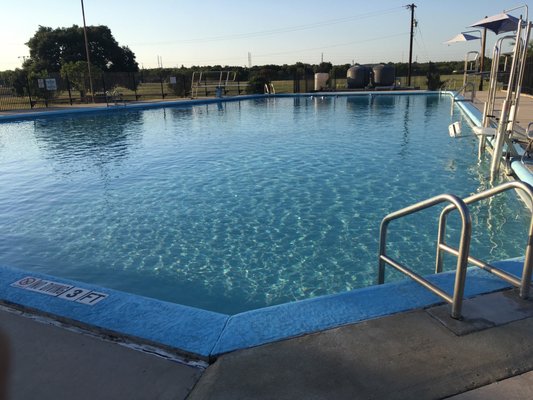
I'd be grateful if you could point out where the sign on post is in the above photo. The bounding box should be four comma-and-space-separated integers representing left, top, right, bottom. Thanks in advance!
45, 78, 57, 91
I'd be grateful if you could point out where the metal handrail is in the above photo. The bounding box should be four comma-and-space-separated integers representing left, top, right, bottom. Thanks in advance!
191, 71, 239, 98
436, 181, 533, 299
453, 82, 475, 102
378, 194, 472, 319
463, 51, 480, 86
485, 35, 516, 126
489, 19, 530, 180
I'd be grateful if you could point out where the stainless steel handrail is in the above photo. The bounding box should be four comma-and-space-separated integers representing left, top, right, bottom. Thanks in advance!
463, 51, 480, 86
378, 194, 472, 319
436, 181, 533, 299
453, 82, 475, 102
190, 71, 240, 98
484, 35, 516, 128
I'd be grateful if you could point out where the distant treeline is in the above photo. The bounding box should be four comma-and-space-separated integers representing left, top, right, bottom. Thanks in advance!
0, 60, 483, 85
131, 60, 478, 83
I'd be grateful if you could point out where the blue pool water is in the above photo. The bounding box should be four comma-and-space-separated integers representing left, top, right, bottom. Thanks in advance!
0, 95, 529, 314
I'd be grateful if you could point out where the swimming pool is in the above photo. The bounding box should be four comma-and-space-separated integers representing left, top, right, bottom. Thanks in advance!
0, 94, 529, 314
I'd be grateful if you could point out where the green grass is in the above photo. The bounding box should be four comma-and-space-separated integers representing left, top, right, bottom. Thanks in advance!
272, 74, 481, 92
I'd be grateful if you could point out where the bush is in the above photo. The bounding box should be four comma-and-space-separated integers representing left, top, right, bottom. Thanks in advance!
426, 62, 445, 90
247, 76, 269, 94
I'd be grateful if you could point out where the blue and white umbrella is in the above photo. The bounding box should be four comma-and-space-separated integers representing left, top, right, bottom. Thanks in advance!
444, 32, 480, 45
470, 13, 520, 34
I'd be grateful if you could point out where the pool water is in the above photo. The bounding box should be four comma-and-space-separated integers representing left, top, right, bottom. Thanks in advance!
0, 95, 529, 314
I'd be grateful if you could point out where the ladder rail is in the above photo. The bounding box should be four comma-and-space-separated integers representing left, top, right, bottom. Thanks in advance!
436, 180, 533, 299
190, 71, 243, 98
378, 194, 472, 319
453, 82, 476, 102
490, 20, 526, 180
378, 181, 533, 319
484, 35, 516, 125
463, 51, 480, 86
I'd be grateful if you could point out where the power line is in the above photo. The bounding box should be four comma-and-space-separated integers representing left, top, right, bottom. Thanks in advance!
132, 7, 404, 46
413, 9, 430, 62
159, 32, 409, 66
253, 32, 409, 59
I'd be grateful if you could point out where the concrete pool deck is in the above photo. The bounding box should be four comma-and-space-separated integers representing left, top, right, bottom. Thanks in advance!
3, 288, 533, 399
471, 91, 533, 132
2, 91, 533, 398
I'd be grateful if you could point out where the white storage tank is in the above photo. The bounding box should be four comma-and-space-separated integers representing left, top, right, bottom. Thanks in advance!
314, 73, 329, 91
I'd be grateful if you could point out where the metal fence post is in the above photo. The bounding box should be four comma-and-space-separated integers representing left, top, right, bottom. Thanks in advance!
132, 73, 138, 101
26, 76, 33, 108
102, 75, 108, 106
66, 74, 73, 105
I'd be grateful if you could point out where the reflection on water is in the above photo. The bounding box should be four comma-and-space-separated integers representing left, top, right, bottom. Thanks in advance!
33, 112, 143, 167
346, 95, 370, 111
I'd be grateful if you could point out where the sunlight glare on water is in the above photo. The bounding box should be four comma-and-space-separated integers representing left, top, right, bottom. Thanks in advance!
0, 95, 529, 313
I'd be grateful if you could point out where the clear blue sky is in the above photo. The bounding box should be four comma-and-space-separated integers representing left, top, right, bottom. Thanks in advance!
1, 0, 531, 70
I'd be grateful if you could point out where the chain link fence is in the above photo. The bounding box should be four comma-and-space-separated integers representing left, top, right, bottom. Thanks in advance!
0, 69, 251, 111
2, 58, 532, 111
522, 55, 533, 96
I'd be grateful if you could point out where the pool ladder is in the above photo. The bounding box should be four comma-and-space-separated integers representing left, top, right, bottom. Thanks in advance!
452, 82, 475, 103
378, 181, 533, 320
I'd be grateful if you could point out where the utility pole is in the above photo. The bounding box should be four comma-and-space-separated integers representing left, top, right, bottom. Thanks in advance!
406, 3, 416, 87
479, 24, 487, 91
81, 0, 94, 102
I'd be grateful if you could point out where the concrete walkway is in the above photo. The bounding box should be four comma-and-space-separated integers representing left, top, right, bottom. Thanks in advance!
187, 290, 533, 400
449, 371, 533, 400
0, 306, 203, 400
472, 91, 533, 133
3, 289, 533, 399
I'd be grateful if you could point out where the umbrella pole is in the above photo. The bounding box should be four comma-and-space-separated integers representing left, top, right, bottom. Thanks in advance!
479, 27, 487, 91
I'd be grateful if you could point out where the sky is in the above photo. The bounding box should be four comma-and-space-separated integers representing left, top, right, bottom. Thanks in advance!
1, 0, 531, 71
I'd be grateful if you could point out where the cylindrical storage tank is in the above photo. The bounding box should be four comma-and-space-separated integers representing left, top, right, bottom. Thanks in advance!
347, 65, 370, 89
372, 64, 395, 87
314, 73, 329, 91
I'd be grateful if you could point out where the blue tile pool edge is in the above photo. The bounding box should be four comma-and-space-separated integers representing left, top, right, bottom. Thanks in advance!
0, 91, 436, 122
0, 265, 228, 361
0, 259, 528, 360
0, 95, 267, 122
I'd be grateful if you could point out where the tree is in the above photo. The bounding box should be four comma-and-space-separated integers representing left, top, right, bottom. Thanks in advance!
315, 62, 332, 73
0, 69, 29, 96
60, 61, 103, 97
426, 62, 444, 90
25, 25, 138, 73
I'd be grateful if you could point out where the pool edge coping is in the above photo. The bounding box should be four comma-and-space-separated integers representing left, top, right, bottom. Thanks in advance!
0, 90, 434, 122
0, 260, 526, 360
